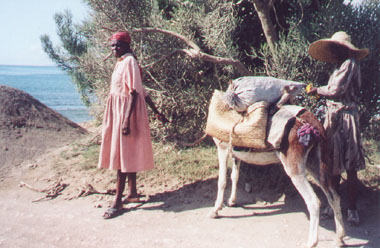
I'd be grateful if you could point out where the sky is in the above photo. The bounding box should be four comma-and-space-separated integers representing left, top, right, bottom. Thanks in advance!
0, 0, 363, 66
0, 0, 89, 66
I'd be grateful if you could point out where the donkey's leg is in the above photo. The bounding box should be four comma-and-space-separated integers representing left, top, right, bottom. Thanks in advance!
321, 175, 340, 219
291, 174, 320, 248
228, 157, 241, 207
312, 142, 346, 245
318, 183, 345, 246
278, 152, 320, 248
309, 153, 345, 246
209, 143, 229, 218
309, 172, 345, 246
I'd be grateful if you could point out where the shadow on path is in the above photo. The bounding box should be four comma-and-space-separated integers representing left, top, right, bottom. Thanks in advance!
128, 172, 380, 247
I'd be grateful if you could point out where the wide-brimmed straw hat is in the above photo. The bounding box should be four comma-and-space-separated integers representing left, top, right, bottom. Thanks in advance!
308, 31, 369, 63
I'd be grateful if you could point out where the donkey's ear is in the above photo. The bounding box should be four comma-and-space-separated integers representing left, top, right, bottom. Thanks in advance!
283, 85, 290, 93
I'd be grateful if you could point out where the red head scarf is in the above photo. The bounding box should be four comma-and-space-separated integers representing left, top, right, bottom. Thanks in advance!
110, 31, 131, 44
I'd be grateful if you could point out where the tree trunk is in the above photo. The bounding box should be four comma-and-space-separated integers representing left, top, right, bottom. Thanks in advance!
251, 0, 278, 56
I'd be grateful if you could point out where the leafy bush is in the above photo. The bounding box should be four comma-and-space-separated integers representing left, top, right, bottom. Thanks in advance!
256, 1, 380, 137
41, 0, 380, 142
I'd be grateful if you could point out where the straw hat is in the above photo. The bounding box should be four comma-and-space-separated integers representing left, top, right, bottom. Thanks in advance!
308, 31, 369, 63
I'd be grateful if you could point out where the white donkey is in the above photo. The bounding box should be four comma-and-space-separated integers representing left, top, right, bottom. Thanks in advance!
209, 110, 345, 248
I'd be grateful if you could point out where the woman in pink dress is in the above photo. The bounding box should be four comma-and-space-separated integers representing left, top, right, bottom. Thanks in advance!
98, 31, 167, 219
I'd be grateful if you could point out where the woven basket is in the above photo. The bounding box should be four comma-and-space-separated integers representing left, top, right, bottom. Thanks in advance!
205, 90, 268, 149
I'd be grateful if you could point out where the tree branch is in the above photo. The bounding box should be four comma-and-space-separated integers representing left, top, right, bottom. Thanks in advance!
198, 52, 252, 76
132, 27, 252, 76
102, 26, 252, 76
132, 27, 200, 51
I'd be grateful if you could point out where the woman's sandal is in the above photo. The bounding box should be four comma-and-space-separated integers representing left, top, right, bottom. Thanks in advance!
124, 197, 142, 203
123, 195, 146, 204
103, 207, 122, 219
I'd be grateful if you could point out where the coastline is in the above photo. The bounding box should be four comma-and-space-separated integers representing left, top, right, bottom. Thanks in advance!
0, 65, 92, 123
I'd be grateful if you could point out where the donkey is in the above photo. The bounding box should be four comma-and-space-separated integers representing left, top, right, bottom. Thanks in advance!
209, 110, 345, 248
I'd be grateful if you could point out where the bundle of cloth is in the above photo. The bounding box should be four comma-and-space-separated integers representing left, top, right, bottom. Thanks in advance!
223, 76, 306, 112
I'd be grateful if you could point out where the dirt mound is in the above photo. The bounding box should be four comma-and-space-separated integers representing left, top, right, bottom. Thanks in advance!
0, 85, 87, 172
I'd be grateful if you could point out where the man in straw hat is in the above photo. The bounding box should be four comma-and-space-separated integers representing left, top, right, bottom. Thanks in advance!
307, 31, 369, 225
98, 31, 167, 219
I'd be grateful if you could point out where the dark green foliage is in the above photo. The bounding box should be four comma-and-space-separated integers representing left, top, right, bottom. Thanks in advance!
313, 1, 380, 138
77, 0, 242, 143
41, 0, 380, 143
350, 2, 380, 138
256, 1, 380, 138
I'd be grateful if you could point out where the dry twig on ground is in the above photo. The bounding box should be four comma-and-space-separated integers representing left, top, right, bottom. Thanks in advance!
67, 183, 115, 200
19, 179, 68, 202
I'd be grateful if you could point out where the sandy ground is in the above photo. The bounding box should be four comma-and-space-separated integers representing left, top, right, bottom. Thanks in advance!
1, 165, 379, 248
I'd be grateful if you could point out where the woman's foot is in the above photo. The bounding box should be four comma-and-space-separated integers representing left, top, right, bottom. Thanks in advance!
103, 199, 123, 219
103, 207, 122, 219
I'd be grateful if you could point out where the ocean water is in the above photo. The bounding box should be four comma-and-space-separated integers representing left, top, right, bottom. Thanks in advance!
0, 65, 92, 123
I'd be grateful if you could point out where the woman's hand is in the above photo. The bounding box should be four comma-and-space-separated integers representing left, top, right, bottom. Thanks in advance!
122, 119, 131, 135
122, 126, 130, 135
122, 90, 137, 136
155, 113, 169, 124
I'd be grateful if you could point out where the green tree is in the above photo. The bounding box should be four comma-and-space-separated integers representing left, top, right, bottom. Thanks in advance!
40, 10, 91, 105
41, 0, 380, 143
76, 0, 251, 142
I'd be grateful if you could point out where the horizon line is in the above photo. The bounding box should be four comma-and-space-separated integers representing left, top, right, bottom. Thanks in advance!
0, 64, 57, 67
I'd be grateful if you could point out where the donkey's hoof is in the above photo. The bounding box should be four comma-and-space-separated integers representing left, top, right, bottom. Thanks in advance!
208, 210, 218, 219
337, 229, 345, 241
227, 200, 237, 207
335, 238, 345, 247
306, 240, 318, 248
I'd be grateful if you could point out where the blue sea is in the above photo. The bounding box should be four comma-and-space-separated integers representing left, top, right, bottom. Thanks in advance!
0, 65, 92, 123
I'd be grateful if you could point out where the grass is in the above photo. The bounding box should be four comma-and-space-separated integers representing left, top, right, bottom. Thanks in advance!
79, 144, 100, 170
54, 135, 219, 195
51, 131, 380, 198
64, 141, 219, 181
144, 143, 218, 182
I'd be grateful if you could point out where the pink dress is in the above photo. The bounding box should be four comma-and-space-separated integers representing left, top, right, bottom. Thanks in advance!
98, 54, 154, 172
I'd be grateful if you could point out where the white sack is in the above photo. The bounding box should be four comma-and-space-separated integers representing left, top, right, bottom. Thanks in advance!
224, 76, 305, 112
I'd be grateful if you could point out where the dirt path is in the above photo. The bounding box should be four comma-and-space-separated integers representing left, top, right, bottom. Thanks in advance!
1, 86, 378, 247
1, 173, 379, 248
